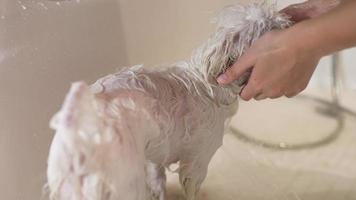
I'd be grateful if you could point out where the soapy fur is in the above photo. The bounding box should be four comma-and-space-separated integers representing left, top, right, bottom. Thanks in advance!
47, 3, 291, 200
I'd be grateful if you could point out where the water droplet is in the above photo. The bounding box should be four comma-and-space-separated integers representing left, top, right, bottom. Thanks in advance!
37, 2, 48, 10
56, 2, 61, 6
1, 16, 5, 20
17, 0, 27, 10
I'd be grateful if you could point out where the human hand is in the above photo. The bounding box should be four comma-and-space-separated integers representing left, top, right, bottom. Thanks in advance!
216, 28, 322, 101
281, 0, 340, 22
215, 0, 341, 101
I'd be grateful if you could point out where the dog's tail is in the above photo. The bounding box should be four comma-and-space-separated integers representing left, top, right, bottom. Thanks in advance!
47, 82, 148, 200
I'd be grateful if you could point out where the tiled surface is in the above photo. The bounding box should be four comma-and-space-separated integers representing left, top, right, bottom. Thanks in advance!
166, 90, 356, 200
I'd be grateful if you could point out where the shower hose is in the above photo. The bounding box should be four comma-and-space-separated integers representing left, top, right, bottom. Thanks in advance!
230, 53, 356, 150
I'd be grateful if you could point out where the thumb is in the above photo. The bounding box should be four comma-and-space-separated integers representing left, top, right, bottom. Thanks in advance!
217, 52, 256, 85
280, 4, 311, 22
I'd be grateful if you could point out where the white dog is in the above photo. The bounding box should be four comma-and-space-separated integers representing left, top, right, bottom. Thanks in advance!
47, 3, 290, 200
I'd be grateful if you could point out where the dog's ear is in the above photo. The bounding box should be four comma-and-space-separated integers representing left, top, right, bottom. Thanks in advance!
192, 3, 291, 86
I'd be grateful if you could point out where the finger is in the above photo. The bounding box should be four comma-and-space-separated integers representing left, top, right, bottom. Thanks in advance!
269, 94, 282, 99
279, 5, 296, 15
285, 91, 297, 98
284, 82, 308, 98
280, 4, 302, 14
280, 3, 310, 22
267, 90, 284, 99
240, 81, 259, 101
285, 86, 305, 98
254, 93, 267, 101
217, 50, 256, 85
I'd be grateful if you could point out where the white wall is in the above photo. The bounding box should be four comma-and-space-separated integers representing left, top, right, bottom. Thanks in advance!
116, 0, 244, 66
0, 1, 127, 199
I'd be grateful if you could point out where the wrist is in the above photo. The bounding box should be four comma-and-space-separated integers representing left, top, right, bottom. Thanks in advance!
285, 21, 325, 60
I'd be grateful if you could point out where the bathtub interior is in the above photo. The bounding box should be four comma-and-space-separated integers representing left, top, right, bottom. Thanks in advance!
0, 0, 355, 200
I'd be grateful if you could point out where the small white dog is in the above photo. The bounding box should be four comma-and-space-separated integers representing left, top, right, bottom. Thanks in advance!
47, 3, 290, 200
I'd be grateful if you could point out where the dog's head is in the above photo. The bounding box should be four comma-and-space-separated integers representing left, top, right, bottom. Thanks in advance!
192, 3, 291, 88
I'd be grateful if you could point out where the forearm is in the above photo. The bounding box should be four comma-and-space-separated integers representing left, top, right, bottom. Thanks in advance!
289, 0, 356, 57
282, 0, 341, 21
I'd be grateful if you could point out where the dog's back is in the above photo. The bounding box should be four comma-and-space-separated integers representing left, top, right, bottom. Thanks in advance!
90, 63, 237, 165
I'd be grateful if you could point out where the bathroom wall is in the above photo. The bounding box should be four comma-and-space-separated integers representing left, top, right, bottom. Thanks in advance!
0, 1, 127, 199
116, 0, 243, 66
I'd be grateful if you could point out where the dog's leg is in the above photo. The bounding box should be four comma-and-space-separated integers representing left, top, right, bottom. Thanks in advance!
179, 147, 219, 200
179, 159, 208, 200
146, 161, 166, 200
178, 131, 223, 200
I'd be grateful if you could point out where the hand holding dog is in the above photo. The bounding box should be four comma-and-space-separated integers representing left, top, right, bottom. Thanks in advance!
217, 27, 320, 100
217, 0, 356, 100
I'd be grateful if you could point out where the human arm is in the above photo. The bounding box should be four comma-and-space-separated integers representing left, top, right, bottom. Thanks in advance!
281, 0, 340, 22
216, 0, 356, 100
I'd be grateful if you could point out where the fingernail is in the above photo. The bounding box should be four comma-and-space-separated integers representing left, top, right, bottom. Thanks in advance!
217, 74, 228, 84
